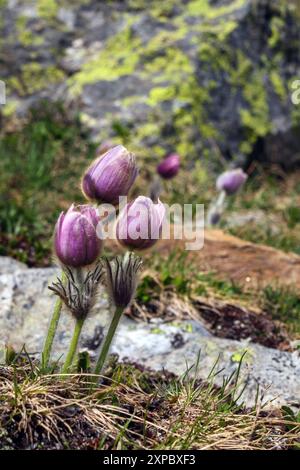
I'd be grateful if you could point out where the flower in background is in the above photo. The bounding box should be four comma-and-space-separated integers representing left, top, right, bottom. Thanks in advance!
116, 196, 165, 250
157, 153, 180, 179
54, 204, 102, 267
82, 145, 138, 205
216, 168, 248, 195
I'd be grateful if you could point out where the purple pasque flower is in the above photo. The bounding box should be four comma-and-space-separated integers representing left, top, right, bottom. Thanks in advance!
54, 204, 102, 267
216, 168, 248, 195
157, 153, 180, 179
82, 145, 138, 205
116, 196, 166, 250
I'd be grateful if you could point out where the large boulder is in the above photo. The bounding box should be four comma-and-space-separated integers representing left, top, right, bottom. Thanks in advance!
0, 0, 300, 168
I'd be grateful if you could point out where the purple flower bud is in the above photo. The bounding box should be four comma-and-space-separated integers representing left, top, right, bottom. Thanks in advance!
54, 204, 102, 267
116, 196, 166, 250
216, 169, 248, 195
157, 153, 180, 179
82, 145, 138, 205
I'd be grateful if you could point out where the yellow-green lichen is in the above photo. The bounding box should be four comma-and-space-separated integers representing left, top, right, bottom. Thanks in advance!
8, 63, 64, 95
231, 347, 254, 365
133, 122, 159, 140
147, 86, 177, 106
17, 16, 45, 47
199, 19, 238, 40
68, 20, 141, 95
150, 327, 165, 335
270, 70, 286, 100
142, 47, 192, 82
268, 16, 285, 48
199, 36, 275, 156
121, 95, 147, 107
1, 99, 18, 117
37, 0, 59, 20
17, 15, 44, 46
79, 112, 98, 129
187, 0, 246, 19
64, 0, 290, 163
241, 71, 271, 139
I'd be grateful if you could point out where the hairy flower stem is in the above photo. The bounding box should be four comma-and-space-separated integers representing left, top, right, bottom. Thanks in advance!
93, 306, 123, 382
41, 271, 66, 371
61, 317, 85, 374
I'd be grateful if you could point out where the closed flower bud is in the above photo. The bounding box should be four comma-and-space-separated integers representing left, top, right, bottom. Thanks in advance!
82, 145, 138, 205
216, 168, 248, 195
157, 153, 180, 179
105, 253, 142, 309
54, 204, 102, 268
116, 196, 166, 250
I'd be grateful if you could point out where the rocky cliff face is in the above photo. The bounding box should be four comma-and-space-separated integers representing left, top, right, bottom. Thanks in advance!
1, 0, 300, 169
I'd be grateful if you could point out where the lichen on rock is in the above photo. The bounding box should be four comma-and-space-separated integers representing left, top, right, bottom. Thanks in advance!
0, 0, 300, 168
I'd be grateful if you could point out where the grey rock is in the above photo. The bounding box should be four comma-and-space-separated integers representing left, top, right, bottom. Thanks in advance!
1, 0, 300, 168
0, 257, 299, 408
0, 265, 111, 357
224, 210, 265, 228
113, 322, 300, 408
57, 8, 76, 30
0, 257, 28, 275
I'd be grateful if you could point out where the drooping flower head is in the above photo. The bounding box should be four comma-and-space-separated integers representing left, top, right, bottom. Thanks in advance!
82, 145, 138, 205
54, 204, 102, 267
157, 153, 180, 179
216, 168, 248, 195
49, 263, 104, 319
104, 253, 142, 309
116, 196, 166, 250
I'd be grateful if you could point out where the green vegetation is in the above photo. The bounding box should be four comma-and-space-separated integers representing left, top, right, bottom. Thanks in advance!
0, 102, 96, 265
137, 248, 300, 338
137, 249, 246, 304
261, 286, 300, 335
137, 251, 196, 302
0, 356, 298, 449
226, 172, 300, 255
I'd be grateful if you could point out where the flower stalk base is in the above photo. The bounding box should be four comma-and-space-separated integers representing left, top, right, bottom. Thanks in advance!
93, 306, 124, 382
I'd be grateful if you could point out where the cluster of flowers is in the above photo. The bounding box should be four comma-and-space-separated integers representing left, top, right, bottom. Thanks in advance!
98, 140, 180, 182
42, 145, 166, 379
41, 139, 247, 378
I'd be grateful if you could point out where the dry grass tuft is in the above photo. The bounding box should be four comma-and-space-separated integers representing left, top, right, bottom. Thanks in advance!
0, 361, 299, 450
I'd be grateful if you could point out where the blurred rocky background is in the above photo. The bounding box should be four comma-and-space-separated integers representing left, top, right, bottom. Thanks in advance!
1, 0, 300, 169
